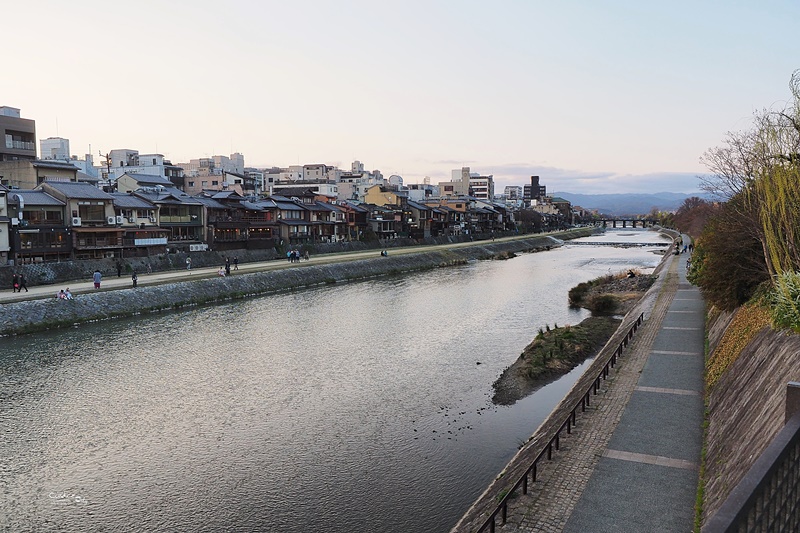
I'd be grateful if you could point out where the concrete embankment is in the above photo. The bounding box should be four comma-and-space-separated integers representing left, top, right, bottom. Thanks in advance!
702, 310, 800, 523
1, 234, 572, 337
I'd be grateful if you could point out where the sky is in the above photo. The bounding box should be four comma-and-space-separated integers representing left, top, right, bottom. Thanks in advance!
4, 0, 800, 194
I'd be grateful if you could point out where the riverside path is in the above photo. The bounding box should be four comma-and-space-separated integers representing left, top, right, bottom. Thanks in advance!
0, 231, 572, 305
467, 236, 705, 533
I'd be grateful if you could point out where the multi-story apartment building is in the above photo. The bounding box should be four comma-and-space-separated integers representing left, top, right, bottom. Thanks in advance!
468, 173, 494, 200
523, 175, 547, 204
0, 106, 36, 162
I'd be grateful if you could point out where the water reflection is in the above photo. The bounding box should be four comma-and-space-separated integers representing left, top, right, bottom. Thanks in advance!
0, 230, 667, 532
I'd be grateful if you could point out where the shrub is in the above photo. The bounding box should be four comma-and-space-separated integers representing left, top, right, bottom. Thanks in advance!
585, 294, 618, 315
770, 271, 800, 332
688, 195, 769, 311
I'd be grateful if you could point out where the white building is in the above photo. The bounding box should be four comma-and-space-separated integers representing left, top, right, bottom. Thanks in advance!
181, 153, 245, 177
104, 150, 183, 185
40, 137, 70, 160
406, 182, 439, 201
337, 160, 385, 202
469, 173, 494, 200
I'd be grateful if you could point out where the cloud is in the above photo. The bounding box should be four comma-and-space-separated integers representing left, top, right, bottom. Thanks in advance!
482, 163, 705, 195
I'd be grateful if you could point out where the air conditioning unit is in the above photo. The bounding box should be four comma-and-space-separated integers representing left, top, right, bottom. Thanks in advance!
11, 217, 19, 226
72, 217, 82, 226
115, 215, 124, 224
128, 217, 136, 223
107, 216, 116, 225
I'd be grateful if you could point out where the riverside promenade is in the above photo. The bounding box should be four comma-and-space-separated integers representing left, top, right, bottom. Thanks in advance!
0, 234, 556, 305
454, 237, 704, 533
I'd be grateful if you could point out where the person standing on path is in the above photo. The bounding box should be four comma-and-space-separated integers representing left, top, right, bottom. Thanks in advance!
93, 269, 102, 289
225, 257, 231, 276
186, 257, 192, 270
132, 271, 138, 288
18, 273, 28, 292
12, 273, 19, 292
116, 261, 122, 277
233, 257, 238, 271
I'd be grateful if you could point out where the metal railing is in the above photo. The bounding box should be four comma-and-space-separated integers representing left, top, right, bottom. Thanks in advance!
702, 384, 800, 533
477, 311, 645, 533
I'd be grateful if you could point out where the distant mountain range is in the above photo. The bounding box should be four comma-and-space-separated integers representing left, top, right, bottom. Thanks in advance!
552, 191, 712, 216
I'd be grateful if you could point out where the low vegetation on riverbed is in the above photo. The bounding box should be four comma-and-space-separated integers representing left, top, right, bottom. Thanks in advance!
492, 271, 657, 405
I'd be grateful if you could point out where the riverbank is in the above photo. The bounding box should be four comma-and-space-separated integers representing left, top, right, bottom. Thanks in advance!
491, 272, 658, 406
1, 231, 591, 336
452, 230, 676, 532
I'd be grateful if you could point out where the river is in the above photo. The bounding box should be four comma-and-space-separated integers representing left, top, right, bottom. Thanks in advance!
0, 229, 670, 533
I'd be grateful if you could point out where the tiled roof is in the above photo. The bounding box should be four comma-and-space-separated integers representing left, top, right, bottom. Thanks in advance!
41, 181, 114, 200
121, 173, 173, 186
6, 190, 65, 206
111, 193, 156, 209
31, 160, 79, 171
406, 200, 430, 211
134, 189, 203, 205
194, 196, 229, 209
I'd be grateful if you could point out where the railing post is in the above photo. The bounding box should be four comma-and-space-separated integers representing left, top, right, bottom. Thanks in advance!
787, 382, 800, 423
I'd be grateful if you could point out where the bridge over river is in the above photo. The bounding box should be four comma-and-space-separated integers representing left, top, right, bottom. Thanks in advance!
596, 218, 658, 228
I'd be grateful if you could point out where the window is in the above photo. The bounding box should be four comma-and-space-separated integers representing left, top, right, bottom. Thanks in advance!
188, 181, 195, 187
201, 181, 208, 187
212, 181, 218, 186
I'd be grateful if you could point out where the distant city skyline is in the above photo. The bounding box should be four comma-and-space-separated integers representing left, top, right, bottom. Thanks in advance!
6, 1, 800, 194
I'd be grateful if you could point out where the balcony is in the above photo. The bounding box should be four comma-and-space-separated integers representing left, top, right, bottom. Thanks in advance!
160, 215, 201, 224
5, 140, 36, 151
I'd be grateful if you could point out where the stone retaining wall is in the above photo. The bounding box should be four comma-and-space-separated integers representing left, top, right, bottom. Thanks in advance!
1, 235, 569, 337
0, 232, 536, 290
702, 313, 800, 522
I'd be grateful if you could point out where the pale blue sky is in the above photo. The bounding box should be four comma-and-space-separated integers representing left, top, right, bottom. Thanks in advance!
5, 0, 799, 193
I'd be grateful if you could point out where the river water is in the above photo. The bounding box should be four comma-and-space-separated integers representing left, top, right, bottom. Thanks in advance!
0, 230, 670, 533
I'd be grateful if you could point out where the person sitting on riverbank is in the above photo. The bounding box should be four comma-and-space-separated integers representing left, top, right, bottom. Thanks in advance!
57, 289, 66, 299
65, 288, 73, 300
218, 267, 226, 277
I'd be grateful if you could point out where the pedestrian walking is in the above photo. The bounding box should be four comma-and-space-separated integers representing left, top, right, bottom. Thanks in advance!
233, 257, 238, 271
186, 257, 192, 270
12, 273, 19, 292
116, 261, 122, 277
19, 273, 28, 292
93, 270, 102, 289
132, 271, 138, 288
